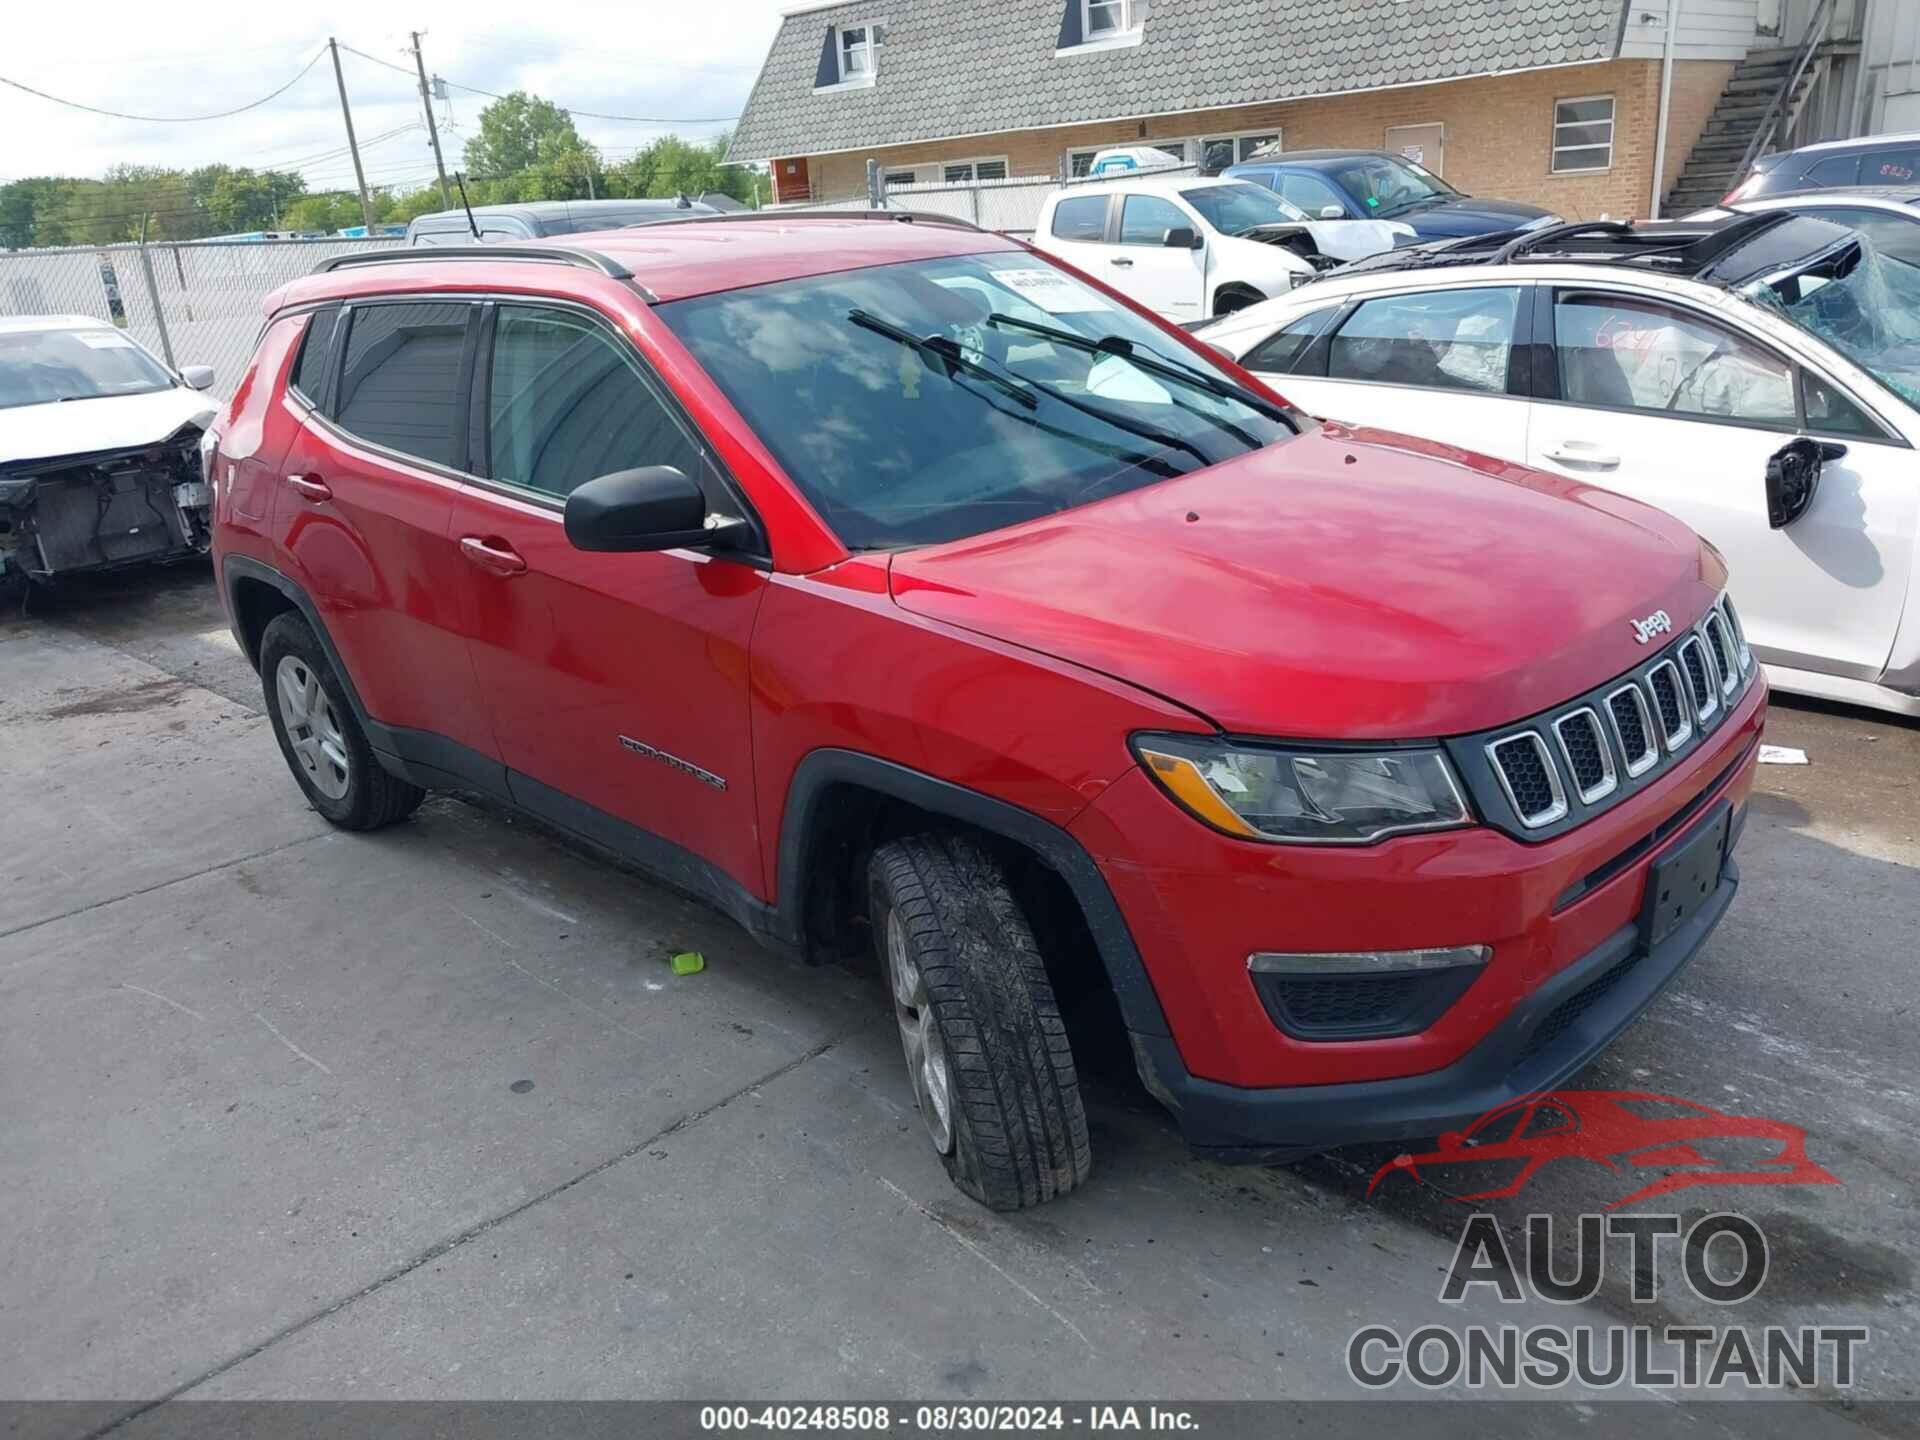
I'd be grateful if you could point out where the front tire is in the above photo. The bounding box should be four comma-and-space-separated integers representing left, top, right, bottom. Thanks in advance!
868, 833, 1092, 1210
259, 612, 424, 831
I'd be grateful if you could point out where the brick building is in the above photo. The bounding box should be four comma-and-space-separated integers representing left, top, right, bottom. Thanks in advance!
727, 0, 1770, 223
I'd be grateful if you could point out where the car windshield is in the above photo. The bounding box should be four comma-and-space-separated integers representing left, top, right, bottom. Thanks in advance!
1178, 183, 1309, 235
1740, 234, 1920, 408
0, 326, 175, 409
1326, 155, 1461, 218
657, 252, 1296, 549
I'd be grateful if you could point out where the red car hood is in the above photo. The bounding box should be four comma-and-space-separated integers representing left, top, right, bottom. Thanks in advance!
888, 426, 1723, 739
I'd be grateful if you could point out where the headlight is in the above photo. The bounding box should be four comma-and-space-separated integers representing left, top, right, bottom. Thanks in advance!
1132, 733, 1472, 844
197, 426, 220, 486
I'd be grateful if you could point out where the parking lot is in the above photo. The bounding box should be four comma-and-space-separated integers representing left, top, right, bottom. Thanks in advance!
3, 562, 1916, 1429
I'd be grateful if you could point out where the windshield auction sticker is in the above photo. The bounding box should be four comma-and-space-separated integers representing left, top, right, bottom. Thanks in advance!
995, 267, 1112, 314
1347, 1089, 1865, 1394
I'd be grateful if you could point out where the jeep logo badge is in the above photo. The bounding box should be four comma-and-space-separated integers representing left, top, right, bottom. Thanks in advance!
1631, 610, 1673, 645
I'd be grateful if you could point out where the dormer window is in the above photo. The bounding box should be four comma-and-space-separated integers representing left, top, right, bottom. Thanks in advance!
839, 25, 874, 80
1058, 0, 1146, 56
1084, 0, 1139, 38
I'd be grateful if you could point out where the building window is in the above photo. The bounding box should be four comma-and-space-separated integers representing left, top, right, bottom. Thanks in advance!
1084, 0, 1139, 38
939, 157, 1009, 184
1552, 95, 1614, 173
839, 26, 874, 80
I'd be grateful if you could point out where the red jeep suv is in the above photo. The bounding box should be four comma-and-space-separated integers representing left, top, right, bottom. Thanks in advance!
209, 216, 1764, 1210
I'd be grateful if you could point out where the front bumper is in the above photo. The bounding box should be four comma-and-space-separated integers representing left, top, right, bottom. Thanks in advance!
1131, 844, 1738, 1162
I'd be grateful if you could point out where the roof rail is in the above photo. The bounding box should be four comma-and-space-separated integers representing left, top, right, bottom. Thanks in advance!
314, 244, 634, 280
625, 209, 986, 234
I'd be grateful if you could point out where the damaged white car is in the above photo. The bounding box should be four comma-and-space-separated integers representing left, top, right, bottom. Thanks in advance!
1, 315, 216, 595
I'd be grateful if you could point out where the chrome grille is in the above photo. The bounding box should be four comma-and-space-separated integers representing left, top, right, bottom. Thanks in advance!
1552, 708, 1617, 803
1677, 636, 1718, 722
1702, 613, 1739, 696
1487, 733, 1568, 828
1606, 683, 1658, 777
1461, 591, 1754, 838
1647, 661, 1692, 749
1720, 596, 1752, 673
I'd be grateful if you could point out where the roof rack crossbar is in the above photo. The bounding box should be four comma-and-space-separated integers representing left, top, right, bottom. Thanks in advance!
625, 209, 986, 234
314, 244, 635, 281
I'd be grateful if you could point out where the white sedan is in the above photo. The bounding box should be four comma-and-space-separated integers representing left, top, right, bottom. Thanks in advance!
1196, 215, 1920, 716
1, 315, 217, 592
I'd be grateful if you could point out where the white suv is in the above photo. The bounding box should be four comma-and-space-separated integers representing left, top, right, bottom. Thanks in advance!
1196, 216, 1920, 716
1032, 175, 1406, 323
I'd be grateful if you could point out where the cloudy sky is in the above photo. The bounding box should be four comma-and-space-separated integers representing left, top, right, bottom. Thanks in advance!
0, 0, 796, 189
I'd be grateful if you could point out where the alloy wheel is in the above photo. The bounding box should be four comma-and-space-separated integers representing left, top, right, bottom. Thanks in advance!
274, 654, 351, 801
887, 909, 955, 1155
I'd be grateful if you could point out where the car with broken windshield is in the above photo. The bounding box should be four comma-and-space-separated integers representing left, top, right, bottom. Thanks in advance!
1197, 213, 1920, 717
209, 215, 1763, 1211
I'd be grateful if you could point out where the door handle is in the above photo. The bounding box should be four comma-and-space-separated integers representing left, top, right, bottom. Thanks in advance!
1543, 443, 1621, 470
459, 536, 528, 577
285, 473, 332, 501
1109, 257, 1134, 268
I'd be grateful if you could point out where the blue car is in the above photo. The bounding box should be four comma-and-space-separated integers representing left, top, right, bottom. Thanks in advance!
1224, 149, 1556, 243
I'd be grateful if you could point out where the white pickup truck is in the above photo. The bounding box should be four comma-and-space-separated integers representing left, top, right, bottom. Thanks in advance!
1031, 173, 1408, 322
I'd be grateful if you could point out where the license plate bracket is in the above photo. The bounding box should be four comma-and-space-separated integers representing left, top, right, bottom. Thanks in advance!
1640, 801, 1732, 950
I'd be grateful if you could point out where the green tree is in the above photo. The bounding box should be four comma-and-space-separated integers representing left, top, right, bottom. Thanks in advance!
461, 91, 602, 200
607, 133, 760, 205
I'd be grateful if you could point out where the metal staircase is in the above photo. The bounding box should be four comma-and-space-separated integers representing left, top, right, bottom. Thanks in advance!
1663, 0, 1838, 217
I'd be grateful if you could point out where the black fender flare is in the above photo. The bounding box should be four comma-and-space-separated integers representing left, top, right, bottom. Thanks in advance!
221, 555, 374, 724
774, 748, 1172, 1038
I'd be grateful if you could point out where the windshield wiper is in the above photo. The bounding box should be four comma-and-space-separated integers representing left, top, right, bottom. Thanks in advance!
985, 312, 1294, 425
848, 310, 1036, 410
854, 307, 1216, 469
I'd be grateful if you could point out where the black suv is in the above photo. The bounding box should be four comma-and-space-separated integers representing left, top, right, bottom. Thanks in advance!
1728, 133, 1920, 202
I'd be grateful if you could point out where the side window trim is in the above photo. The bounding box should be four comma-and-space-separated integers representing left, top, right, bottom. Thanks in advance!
325, 297, 482, 476
1543, 285, 1804, 433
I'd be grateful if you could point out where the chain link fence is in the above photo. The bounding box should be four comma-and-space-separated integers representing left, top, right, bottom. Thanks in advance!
0, 237, 404, 401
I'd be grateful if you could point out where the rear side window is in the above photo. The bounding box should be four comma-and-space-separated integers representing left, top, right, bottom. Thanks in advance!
1865, 148, 1920, 184
1803, 154, 1861, 187
1328, 287, 1520, 393
288, 308, 339, 406
1242, 308, 1336, 373
1051, 195, 1109, 242
335, 302, 473, 469
485, 305, 702, 499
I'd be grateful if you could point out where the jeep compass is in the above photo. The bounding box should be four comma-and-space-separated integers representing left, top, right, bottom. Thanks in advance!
209, 218, 1764, 1209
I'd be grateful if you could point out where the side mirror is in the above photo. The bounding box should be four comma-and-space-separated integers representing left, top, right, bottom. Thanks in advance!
180, 365, 215, 390
1318, 205, 1346, 220
1764, 437, 1844, 528
1163, 226, 1202, 250
564, 465, 738, 553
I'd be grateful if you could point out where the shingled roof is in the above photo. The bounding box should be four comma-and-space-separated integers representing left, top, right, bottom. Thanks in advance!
728, 0, 1631, 163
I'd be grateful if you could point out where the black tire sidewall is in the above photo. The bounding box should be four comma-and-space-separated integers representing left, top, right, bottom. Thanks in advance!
259, 614, 383, 828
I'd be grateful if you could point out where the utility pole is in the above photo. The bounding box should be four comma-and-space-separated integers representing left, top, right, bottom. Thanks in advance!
410, 30, 453, 210
328, 38, 377, 233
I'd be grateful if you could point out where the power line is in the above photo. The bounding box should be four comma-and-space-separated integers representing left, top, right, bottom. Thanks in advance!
0, 49, 327, 122
336, 41, 739, 124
